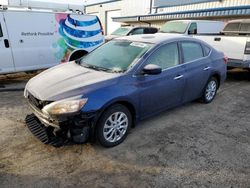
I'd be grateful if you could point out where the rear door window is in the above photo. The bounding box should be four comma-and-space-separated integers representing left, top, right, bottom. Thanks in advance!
0, 23, 3, 37
181, 42, 204, 63
146, 42, 179, 69
144, 27, 158, 34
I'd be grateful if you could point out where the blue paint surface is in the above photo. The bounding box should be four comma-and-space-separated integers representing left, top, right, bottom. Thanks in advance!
68, 15, 98, 27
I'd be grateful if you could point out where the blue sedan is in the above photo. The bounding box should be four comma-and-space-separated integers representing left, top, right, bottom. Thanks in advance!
24, 34, 227, 147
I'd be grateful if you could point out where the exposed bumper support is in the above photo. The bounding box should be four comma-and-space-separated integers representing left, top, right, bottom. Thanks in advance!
26, 103, 99, 147
25, 114, 65, 147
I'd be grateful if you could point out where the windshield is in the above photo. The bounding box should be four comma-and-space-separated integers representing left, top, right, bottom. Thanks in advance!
111, 27, 131, 36
160, 21, 189, 33
80, 40, 151, 73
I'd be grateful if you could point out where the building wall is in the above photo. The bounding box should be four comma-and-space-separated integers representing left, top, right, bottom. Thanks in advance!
86, 0, 250, 33
85, 0, 152, 34
86, 1, 123, 34
155, 0, 250, 14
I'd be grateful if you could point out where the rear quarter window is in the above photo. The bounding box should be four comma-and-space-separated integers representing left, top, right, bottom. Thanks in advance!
181, 42, 204, 63
203, 45, 211, 56
0, 24, 3, 37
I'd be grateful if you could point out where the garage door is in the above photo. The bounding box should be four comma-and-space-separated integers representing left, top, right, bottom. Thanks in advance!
106, 10, 121, 35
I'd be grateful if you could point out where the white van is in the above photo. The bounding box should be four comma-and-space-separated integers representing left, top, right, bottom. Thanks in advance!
159, 20, 225, 35
0, 8, 104, 74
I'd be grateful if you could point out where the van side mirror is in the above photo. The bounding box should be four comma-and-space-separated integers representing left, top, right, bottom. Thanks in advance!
142, 64, 162, 75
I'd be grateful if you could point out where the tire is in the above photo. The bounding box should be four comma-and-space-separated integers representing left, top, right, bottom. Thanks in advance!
201, 77, 218, 104
96, 104, 132, 147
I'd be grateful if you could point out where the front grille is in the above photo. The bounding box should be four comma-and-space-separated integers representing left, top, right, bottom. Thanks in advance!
28, 93, 51, 110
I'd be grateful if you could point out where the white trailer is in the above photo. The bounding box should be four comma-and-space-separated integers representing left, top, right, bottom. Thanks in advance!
0, 6, 104, 74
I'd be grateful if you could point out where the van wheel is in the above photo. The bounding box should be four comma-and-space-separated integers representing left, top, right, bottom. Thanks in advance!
97, 104, 132, 147
201, 77, 218, 104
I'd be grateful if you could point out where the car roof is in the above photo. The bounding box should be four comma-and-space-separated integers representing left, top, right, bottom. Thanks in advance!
116, 33, 199, 44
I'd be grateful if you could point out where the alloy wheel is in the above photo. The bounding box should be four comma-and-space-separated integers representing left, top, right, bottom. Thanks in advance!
205, 80, 217, 101
103, 112, 128, 143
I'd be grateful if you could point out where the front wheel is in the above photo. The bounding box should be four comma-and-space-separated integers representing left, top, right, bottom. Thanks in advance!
201, 77, 218, 104
97, 104, 132, 147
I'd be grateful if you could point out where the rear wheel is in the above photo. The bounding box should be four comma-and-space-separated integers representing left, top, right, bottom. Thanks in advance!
97, 104, 132, 147
201, 77, 218, 104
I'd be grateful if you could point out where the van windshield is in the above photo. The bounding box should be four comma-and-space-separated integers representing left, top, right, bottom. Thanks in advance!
80, 40, 151, 73
160, 21, 189, 33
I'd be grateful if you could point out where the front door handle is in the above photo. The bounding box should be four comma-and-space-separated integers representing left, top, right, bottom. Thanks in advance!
174, 75, 184, 80
4, 39, 9, 48
203, 66, 211, 71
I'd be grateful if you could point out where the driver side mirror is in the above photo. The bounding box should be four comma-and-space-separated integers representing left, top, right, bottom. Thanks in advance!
141, 64, 162, 75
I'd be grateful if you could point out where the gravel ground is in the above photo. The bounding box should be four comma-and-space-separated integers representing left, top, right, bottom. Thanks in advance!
0, 70, 250, 188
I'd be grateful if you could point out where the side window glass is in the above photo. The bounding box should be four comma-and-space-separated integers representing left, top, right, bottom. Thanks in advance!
240, 23, 250, 33
0, 23, 3, 37
203, 45, 211, 56
146, 43, 179, 69
181, 42, 204, 63
188, 23, 197, 35
223, 22, 240, 32
130, 28, 144, 35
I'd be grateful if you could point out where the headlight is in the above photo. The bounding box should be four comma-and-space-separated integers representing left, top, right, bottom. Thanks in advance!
42, 98, 88, 115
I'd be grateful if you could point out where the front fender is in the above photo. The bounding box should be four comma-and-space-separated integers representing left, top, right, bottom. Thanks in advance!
81, 82, 140, 116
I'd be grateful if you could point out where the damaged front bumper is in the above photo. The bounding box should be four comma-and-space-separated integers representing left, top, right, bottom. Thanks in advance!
26, 100, 98, 147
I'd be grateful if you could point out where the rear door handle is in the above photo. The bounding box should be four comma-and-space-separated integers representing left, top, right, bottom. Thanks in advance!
203, 66, 211, 71
174, 75, 184, 80
4, 39, 9, 48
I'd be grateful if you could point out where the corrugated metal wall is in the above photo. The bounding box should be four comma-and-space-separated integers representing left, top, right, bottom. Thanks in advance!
157, 0, 250, 14
86, 0, 250, 32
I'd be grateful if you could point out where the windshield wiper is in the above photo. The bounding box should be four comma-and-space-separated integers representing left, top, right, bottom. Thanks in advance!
82, 64, 111, 72
111, 69, 125, 73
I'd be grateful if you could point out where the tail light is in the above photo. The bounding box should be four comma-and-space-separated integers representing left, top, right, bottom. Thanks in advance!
244, 42, 250, 54
223, 55, 228, 64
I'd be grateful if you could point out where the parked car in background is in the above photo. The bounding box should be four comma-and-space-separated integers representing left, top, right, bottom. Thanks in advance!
160, 19, 250, 71
105, 26, 158, 42
0, 7, 104, 75
24, 34, 227, 147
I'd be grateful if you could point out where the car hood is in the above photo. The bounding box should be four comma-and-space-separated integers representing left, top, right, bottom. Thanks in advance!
25, 62, 120, 101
